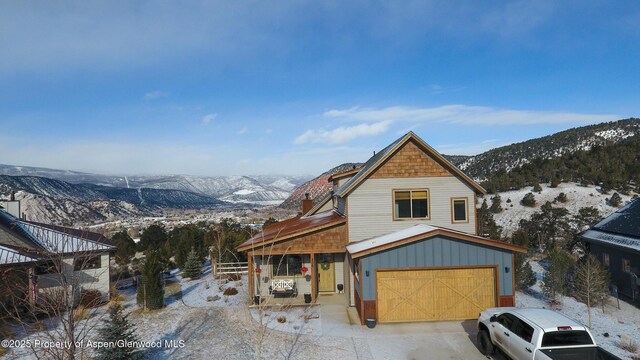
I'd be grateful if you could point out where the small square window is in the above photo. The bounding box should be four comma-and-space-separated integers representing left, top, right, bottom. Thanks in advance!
623, 259, 631, 273
452, 198, 468, 223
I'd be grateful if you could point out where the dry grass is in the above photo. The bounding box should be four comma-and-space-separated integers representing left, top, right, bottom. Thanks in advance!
164, 280, 182, 298
73, 306, 91, 321
620, 337, 639, 353
276, 316, 287, 324
632, 353, 640, 360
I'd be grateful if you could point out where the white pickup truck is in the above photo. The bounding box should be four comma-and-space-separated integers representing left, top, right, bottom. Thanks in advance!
477, 307, 621, 360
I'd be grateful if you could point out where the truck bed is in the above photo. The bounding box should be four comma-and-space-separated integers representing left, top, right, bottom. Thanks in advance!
538, 346, 621, 360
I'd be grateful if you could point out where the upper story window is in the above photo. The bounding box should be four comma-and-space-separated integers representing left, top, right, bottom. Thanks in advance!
74, 255, 101, 271
393, 189, 429, 220
602, 253, 610, 267
451, 197, 469, 223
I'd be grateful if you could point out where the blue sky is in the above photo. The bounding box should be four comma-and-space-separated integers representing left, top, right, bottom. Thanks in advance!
0, 1, 638, 176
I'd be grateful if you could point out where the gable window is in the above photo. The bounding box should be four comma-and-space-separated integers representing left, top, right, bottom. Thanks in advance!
394, 189, 429, 219
451, 198, 469, 223
271, 255, 303, 277
623, 259, 631, 273
602, 253, 610, 267
74, 256, 101, 271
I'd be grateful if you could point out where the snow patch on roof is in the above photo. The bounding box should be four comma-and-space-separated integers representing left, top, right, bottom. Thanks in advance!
581, 229, 640, 253
16, 222, 114, 254
347, 224, 439, 254
0, 245, 38, 265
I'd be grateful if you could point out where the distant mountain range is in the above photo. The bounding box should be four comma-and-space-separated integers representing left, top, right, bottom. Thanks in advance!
2, 118, 639, 225
0, 166, 311, 225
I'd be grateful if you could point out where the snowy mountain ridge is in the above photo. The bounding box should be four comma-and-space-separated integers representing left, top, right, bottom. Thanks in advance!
447, 118, 640, 181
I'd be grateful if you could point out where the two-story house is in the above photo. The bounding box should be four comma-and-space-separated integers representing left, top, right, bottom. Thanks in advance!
0, 205, 114, 312
238, 132, 525, 324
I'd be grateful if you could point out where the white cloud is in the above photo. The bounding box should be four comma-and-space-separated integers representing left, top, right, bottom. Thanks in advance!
322, 105, 620, 126
201, 113, 217, 125
425, 84, 466, 95
237, 127, 248, 135
143, 90, 169, 100
294, 121, 392, 145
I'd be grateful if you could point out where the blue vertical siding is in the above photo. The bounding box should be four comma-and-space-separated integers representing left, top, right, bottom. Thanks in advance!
360, 235, 514, 300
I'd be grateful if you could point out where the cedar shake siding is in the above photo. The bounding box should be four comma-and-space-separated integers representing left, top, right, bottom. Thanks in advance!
248, 222, 347, 255
370, 140, 451, 179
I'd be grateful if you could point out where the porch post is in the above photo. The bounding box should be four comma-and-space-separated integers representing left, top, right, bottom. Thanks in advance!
311, 253, 317, 302
247, 253, 254, 305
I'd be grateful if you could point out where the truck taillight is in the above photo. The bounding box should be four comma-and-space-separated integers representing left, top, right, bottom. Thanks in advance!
557, 326, 572, 331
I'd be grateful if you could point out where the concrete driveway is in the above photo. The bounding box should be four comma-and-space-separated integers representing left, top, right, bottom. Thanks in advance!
361, 320, 489, 360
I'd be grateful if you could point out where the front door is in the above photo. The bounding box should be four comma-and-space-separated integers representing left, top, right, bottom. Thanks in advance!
317, 254, 335, 292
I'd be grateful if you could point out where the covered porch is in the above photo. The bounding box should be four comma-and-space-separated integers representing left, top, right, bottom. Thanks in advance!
248, 252, 347, 305
237, 210, 349, 306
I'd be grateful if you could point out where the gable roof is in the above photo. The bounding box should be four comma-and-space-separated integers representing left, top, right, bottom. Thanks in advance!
328, 167, 361, 182
238, 210, 346, 251
580, 199, 640, 253
347, 224, 526, 258
335, 132, 485, 198
0, 210, 114, 255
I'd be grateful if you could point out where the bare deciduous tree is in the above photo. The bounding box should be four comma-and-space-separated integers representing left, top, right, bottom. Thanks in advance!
0, 227, 112, 360
574, 254, 610, 328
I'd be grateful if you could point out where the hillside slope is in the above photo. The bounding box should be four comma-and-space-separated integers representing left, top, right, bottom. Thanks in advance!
448, 118, 640, 180
279, 163, 362, 211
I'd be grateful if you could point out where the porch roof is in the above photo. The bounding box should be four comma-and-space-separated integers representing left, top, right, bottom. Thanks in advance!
347, 224, 527, 258
238, 210, 346, 251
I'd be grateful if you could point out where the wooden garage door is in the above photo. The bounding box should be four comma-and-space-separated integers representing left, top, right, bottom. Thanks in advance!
377, 267, 496, 323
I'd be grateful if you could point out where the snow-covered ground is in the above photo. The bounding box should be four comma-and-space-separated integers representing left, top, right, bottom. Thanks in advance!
517, 260, 640, 360
493, 183, 638, 235
3, 260, 639, 359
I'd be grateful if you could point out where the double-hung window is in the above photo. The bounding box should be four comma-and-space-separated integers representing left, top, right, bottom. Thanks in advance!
451, 197, 469, 223
394, 189, 429, 219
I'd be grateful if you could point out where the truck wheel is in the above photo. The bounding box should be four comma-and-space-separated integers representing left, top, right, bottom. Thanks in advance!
477, 329, 494, 355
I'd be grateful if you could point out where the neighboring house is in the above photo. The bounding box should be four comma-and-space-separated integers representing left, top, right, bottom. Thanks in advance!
580, 199, 640, 302
0, 205, 114, 310
238, 132, 526, 324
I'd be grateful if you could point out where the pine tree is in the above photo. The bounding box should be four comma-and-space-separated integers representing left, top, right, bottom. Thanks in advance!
183, 247, 202, 279
609, 192, 622, 207
514, 253, 537, 290
490, 194, 503, 213
96, 301, 143, 360
542, 248, 575, 302
555, 192, 568, 203
477, 199, 502, 240
137, 250, 164, 310
574, 254, 610, 328
521, 192, 536, 207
